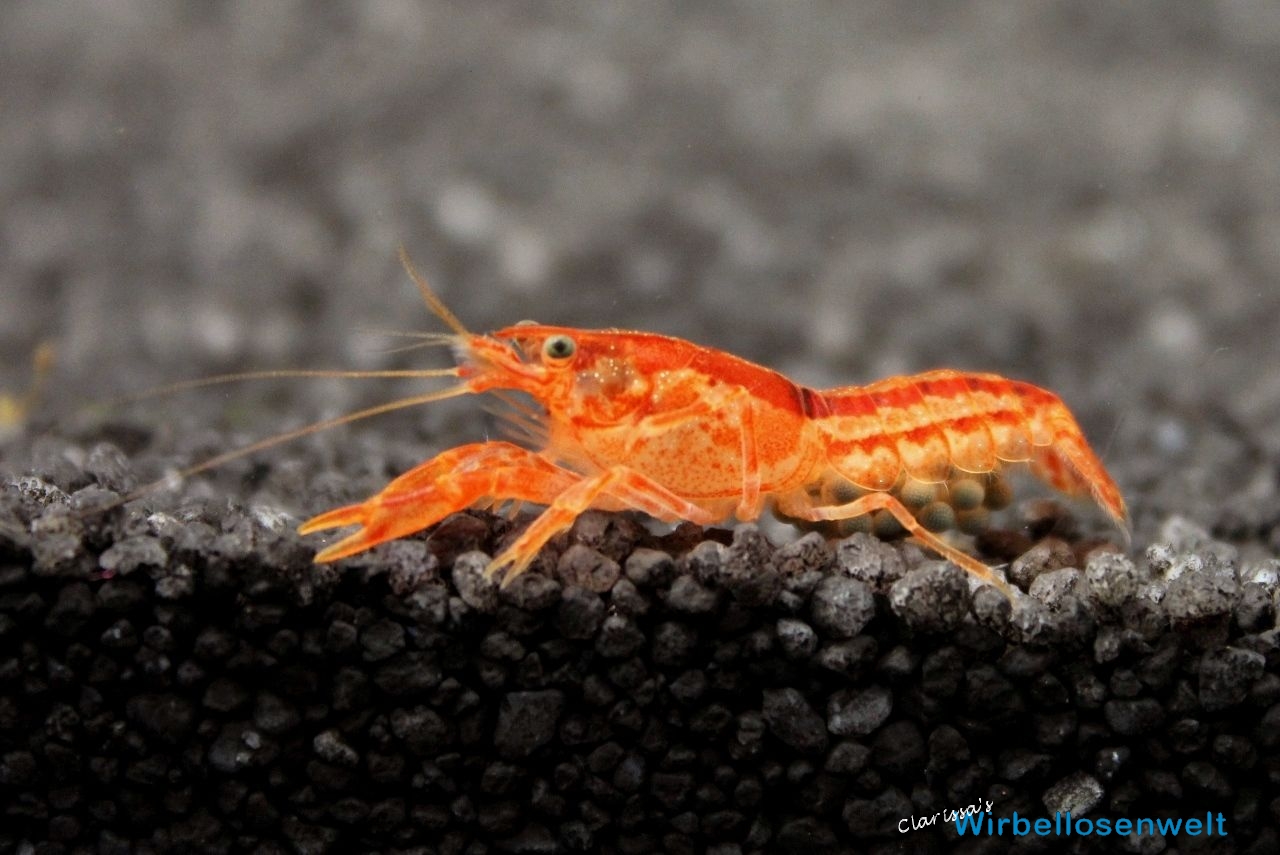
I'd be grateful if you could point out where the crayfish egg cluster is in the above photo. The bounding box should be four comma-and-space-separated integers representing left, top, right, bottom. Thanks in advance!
776, 468, 1015, 540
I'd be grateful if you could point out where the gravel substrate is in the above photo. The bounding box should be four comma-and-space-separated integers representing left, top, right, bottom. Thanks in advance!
2, 432, 1278, 853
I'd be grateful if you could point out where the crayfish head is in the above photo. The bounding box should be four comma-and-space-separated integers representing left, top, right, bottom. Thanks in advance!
456, 324, 582, 400
461, 325, 649, 424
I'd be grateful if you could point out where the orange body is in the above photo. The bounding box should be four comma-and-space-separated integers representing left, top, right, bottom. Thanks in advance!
300, 257, 1127, 599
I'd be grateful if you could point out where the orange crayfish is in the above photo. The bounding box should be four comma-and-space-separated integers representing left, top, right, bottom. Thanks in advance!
282, 250, 1127, 600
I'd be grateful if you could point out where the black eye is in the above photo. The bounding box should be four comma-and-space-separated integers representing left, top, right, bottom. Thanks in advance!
542, 335, 576, 361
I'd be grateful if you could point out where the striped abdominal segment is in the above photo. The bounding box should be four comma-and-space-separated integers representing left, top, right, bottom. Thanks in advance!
775, 369, 1125, 539
813, 370, 1036, 490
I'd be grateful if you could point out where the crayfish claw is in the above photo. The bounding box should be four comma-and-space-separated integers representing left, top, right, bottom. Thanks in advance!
297, 503, 367, 535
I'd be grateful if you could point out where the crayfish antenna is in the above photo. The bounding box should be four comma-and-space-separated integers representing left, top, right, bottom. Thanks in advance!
74, 249, 477, 528
95, 367, 461, 410
399, 246, 470, 336
353, 327, 462, 357
79, 383, 474, 519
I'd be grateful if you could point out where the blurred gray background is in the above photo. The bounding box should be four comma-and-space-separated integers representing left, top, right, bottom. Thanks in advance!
3, 1, 1279, 551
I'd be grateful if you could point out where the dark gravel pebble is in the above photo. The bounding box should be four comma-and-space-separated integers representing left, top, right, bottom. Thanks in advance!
870, 720, 925, 779
360, 618, 406, 661
495, 690, 565, 759
557, 585, 606, 639
1042, 770, 1105, 816
1084, 551, 1145, 608
500, 571, 562, 611
1104, 698, 1166, 736
717, 525, 781, 606
97, 534, 167, 575
681, 540, 729, 587
889, 562, 969, 632
761, 688, 827, 755
1199, 646, 1266, 712
810, 575, 875, 639
608, 577, 648, 616
556, 544, 621, 592
665, 574, 720, 614
452, 551, 500, 613
827, 685, 893, 737
774, 532, 832, 576
1165, 568, 1237, 641
775, 617, 818, 659
834, 534, 906, 591
1008, 538, 1077, 590
30, 507, 85, 576
595, 613, 645, 658
624, 548, 677, 588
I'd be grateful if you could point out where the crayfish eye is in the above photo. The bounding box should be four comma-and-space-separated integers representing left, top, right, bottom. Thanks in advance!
542, 334, 576, 362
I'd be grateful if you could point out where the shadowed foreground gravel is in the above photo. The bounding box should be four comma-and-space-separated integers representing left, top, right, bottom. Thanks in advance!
2, 437, 1279, 854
